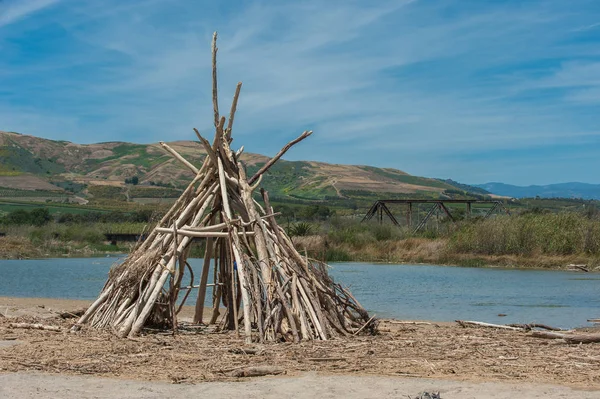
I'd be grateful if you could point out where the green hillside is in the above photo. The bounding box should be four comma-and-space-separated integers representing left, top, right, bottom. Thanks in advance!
0, 130, 484, 206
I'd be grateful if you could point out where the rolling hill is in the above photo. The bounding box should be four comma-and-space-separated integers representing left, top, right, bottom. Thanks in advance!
0, 130, 483, 204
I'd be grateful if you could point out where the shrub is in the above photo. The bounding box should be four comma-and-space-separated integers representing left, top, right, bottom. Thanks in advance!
325, 248, 352, 262
289, 222, 314, 237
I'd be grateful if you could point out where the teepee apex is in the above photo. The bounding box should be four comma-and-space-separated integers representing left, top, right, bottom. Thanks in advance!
72, 32, 375, 343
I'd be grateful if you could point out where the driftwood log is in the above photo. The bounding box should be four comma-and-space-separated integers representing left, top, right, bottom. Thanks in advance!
456, 320, 565, 332
530, 331, 600, 344
456, 320, 524, 331
72, 32, 374, 343
456, 320, 600, 344
507, 323, 562, 331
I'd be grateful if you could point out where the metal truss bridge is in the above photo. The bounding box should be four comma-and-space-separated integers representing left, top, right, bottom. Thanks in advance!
362, 199, 510, 233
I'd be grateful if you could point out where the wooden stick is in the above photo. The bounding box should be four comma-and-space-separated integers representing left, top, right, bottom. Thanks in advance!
210, 238, 222, 324
227, 236, 239, 336
211, 32, 219, 128
248, 130, 312, 184
249, 174, 263, 191
296, 277, 326, 340
194, 128, 219, 168
226, 82, 242, 140
274, 274, 300, 342
154, 228, 255, 237
291, 273, 310, 339
159, 142, 199, 174
72, 283, 114, 329
170, 223, 180, 330
10, 323, 61, 332
194, 235, 214, 324
218, 156, 253, 343
248, 253, 264, 343
238, 176, 272, 302
354, 315, 376, 336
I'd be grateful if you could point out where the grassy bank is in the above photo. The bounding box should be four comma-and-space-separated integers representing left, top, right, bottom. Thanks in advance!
0, 223, 142, 258
0, 235, 132, 258
2, 211, 600, 270
291, 213, 600, 270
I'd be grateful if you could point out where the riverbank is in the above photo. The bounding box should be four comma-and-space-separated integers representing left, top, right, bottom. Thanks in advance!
293, 236, 600, 270
0, 236, 130, 259
1, 297, 599, 394
4, 211, 600, 271
3, 234, 599, 271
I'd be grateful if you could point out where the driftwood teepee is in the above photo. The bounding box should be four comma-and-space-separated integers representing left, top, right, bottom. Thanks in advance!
73, 33, 374, 343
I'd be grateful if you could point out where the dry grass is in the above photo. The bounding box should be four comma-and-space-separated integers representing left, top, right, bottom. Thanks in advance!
294, 233, 600, 269
0, 237, 44, 259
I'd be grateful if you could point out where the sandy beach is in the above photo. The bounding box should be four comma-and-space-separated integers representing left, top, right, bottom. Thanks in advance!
2, 372, 600, 399
1, 296, 599, 398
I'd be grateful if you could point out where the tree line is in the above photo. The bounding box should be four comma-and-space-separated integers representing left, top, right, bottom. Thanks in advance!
0, 208, 155, 227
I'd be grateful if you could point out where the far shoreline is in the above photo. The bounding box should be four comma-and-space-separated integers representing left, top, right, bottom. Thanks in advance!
1, 248, 598, 273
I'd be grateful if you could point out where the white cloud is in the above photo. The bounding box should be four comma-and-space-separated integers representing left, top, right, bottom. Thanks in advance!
0, 0, 58, 27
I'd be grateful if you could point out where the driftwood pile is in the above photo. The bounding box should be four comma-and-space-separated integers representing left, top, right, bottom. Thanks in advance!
456, 320, 600, 344
73, 32, 374, 343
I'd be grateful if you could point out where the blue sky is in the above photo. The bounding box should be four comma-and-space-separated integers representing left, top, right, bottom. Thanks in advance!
1, 0, 600, 185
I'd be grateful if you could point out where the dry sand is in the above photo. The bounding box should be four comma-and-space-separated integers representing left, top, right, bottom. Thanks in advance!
1, 297, 599, 398
2, 372, 600, 399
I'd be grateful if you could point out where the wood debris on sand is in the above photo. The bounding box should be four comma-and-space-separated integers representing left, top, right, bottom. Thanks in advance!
457, 320, 600, 344
71, 32, 374, 343
2, 316, 599, 387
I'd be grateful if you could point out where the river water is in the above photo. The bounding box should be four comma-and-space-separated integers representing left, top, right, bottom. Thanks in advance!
0, 257, 598, 329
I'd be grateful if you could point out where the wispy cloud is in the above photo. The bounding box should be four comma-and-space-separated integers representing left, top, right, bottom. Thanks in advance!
0, 0, 58, 28
1, 0, 600, 185
574, 21, 600, 31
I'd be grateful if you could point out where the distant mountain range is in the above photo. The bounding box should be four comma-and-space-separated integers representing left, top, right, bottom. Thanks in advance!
5, 130, 595, 204
475, 182, 600, 200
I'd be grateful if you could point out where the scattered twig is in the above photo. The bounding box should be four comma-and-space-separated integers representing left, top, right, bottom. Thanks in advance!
228, 348, 263, 355
354, 314, 377, 336
58, 309, 86, 319
227, 366, 284, 378
9, 323, 61, 332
